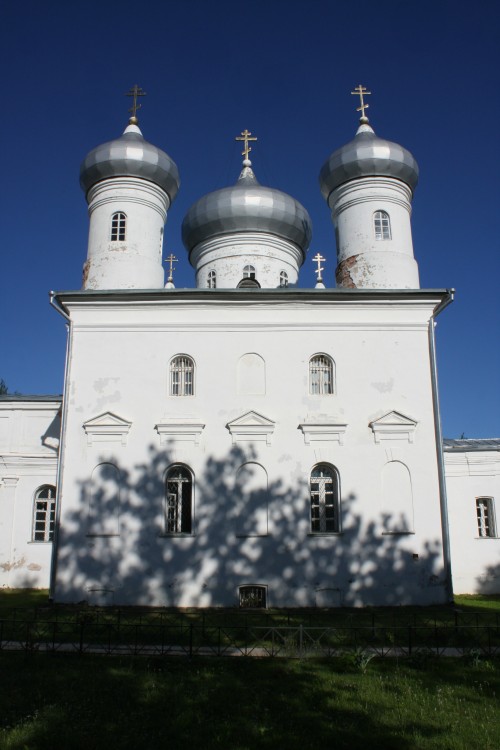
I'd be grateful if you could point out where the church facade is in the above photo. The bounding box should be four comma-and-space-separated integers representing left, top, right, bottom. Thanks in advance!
1, 95, 498, 605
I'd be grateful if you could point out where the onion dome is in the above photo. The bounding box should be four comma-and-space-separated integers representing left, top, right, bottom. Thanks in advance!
319, 121, 419, 203
182, 160, 312, 257
80, 122, 180, 203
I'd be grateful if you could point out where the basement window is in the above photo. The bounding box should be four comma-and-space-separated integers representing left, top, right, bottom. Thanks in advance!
239, 585, 267, 609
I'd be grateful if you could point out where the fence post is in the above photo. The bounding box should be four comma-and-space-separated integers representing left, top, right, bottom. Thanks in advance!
299, 624, 303, 657
189, 623, 193, 659
408, 625, 412, 656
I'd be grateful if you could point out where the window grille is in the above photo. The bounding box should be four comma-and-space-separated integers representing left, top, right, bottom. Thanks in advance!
243, 265, 256, 280
32, 485, 56, 542
309, 355, 334, 395
207, 270, 216, 289
279, 270, 288, 287
374, 210, 391, 240
165, 466, 192, 533
310, 465, 339, 533
239, 585, 267, 609
170, 355, 194, 396
111, 212, 126, 241
476, 497, 496, 538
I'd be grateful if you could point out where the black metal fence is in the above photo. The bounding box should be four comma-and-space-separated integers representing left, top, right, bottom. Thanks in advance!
1, 616, 499, 658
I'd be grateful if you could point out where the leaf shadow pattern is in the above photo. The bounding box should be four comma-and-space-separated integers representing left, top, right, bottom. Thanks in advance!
52, 441, 446, 607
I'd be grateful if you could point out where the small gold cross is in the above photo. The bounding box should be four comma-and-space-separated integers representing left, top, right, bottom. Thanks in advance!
351, 84, 371, 120
312, 253, 326, 282
235, 129, 257, 161
126, 84, 146, 123
164, 253, 177, 283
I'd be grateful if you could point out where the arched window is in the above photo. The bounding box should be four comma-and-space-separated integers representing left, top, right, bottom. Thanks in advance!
476, 497, 496, 538
373, 210, 391, 240
170, 355, 194, 396
310, 464, 340, 533
111, 212, 126, 241
207, 270, 217, 289
279, 270, 288, 287
32, 485, 56, 542
165, 465, 193, 533
309, 354, 334, 395
243, 265, 256, 280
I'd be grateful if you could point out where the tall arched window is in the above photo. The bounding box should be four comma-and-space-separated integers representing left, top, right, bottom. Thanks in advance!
373, 210, 391, 240
309, 354, 334, 395
243, 265, 256, 280
32, 485, 56, 542
207, 270, 217, 289
165, 465, 193, 533
310, 464, 340, 533
111, 212, 126, 241
279, 270, 288, 287
170, 355, 195, 396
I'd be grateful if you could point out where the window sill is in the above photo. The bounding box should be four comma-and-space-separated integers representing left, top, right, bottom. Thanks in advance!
28, 541, 53, 545
381, 531, 415, 536
86, 533, 121, 538
307, 532, 343, 537
158, 533, 195, 538
475, 536, 498, 540
235, 534, 269, 538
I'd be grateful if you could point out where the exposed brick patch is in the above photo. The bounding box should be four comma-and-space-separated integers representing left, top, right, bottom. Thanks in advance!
336, 256, 358, 288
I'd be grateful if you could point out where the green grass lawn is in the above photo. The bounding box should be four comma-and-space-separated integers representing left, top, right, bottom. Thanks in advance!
0, 653, 498, 750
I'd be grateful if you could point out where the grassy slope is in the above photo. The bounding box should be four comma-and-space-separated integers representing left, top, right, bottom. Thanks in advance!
0, 653, 498, 750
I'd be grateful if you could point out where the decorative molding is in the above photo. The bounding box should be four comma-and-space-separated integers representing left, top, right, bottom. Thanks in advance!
370, 411, 417, 444
226, 411, 275, 445
83, 412, 132, 447
155, 419, 205, 446
299, 422, 347, 446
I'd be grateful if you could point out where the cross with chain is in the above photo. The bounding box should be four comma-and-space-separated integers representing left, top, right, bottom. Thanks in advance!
312, 252, 326, 282
126, 84, 146, 123
235, 129, 257, 161
351, 84, 371, 120
164, 253, 177, 282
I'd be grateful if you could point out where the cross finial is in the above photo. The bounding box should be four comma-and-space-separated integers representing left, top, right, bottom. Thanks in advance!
235, 129, 258, 164
164, 253, 177, 284
351, 84, 371, 123
312, 253, 326, 285
125, 84, 146, 124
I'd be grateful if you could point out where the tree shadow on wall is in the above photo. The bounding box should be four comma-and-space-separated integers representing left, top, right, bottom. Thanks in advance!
52, 442, 447, 608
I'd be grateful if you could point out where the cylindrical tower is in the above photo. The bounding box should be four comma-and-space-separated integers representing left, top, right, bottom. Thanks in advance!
319, 114, 419, 289
80, 119, 179, 290
182, 155, 312, 289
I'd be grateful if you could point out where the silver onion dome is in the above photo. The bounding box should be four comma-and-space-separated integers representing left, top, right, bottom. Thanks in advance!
80, 123, 180, 203
319, 123, 419, 203
182, 164, 312, 256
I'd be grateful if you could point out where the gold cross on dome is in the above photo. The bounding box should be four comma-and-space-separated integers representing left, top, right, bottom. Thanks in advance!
235, 129, 257, 161
351, 84, 371, 120
126, 84, 146, 123
312, 253, 326, 282
164, 253, 177, 282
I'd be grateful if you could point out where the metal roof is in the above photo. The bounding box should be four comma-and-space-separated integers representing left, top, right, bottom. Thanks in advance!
443, 438, 500, 452
0, 395, 62, 402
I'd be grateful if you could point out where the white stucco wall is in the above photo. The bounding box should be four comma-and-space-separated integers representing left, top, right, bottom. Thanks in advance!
0, 399, 61, 588
52, 289, 449, 607
445, 447, 500, 594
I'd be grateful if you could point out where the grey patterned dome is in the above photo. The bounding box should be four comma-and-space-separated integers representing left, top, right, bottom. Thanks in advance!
80, 123, 180, 202
182, 165, 312, 255
319, 123, 419, 202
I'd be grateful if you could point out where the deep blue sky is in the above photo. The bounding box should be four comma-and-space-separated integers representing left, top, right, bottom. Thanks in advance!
1, 0, 498, 438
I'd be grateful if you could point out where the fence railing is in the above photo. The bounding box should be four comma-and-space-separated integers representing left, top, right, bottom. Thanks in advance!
1, 619, 499, 658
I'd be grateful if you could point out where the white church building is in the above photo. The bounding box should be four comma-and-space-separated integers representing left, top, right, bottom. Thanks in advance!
1, 93, 498, 606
